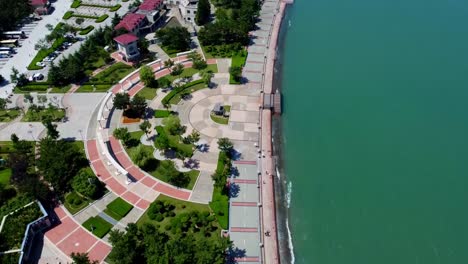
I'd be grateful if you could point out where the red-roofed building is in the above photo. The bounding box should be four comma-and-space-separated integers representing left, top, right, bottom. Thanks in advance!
114, 13, 148, 36
114, 33, 140, 62
30, 0, 51, 15
139, 0, 163, 11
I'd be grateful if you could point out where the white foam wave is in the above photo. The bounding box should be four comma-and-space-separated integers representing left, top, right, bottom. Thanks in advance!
286, 181, 292, 208
286, 217, 296, 264
276, 167, 281, 179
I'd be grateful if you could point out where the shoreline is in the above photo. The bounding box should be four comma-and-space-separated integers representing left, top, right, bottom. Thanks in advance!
259, 0, 294, 263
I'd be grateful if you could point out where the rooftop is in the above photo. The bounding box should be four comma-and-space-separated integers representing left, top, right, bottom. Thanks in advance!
114, 13, 146, 32
30, 0, 47, 6
139, 0, 163, 11
114, 33, 139, 45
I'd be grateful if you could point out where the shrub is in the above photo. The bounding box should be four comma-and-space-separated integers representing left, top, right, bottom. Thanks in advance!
155, 214, 164, 222
63, 11, 74, 19
96, 14, 109, 23
71, 0, 81, 8
110, 4, 121, 11
79, 25, 94, 35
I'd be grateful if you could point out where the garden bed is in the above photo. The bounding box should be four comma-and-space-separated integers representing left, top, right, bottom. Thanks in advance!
0, 201, 43, 251
82, 216, 113, 238
210, 105, 230, 125
64, 191, 90, 215
22, 107, 65, 122
0, 109, 21, 122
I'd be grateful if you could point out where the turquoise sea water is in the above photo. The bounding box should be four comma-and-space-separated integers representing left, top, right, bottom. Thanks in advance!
280, 0, 468, 263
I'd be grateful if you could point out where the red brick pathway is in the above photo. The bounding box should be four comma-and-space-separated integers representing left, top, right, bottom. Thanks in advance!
44, 206, 111, 263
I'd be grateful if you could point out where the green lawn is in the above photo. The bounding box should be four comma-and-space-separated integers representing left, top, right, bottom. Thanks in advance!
137, 194, 217, 238
0, 168, 12, 187
210, 105, 230, 125
231, 51, 248, 68
105, 197, 133, 220
154, 109, 171, 118
137, 87, 157, 100
64, 191, 90, 215
149, 163, 199, 190
155, 126, 194, 157
22, 108, 65, 122
169, 82, 207, 105
209, 187, 229, 230
82, 216, 113, 238
0, 109, 21, 122
161, 46, 181, 58
76, 84, 112, 93
49, 85, 72, 93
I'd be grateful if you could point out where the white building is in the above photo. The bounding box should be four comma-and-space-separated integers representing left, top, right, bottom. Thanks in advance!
165, 0, 198, 25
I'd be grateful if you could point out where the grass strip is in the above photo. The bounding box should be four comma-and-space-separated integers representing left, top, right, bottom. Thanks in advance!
82, 216, 113, 238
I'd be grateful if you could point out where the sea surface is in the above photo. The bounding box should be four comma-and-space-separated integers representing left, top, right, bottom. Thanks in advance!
278, 0, 468, 263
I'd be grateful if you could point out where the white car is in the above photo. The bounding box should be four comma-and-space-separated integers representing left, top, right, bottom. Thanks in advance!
36, 62, 45, 67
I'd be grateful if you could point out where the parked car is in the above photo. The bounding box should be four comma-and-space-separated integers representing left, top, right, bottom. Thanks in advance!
29, 73, 44, 81
36, 62, 45, 67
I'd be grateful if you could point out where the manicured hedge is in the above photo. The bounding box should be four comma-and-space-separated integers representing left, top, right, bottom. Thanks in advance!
96, 14, 108, 23
63, 11, 74, 19
110, 4, 122, 11
71, 0, 81, 8
161, 79, 205, 106
79, 25, 94, 35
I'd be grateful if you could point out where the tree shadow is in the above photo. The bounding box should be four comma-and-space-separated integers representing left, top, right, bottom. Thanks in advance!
230, 166, 239, 178
226, 246, 247, 264
230, 149, 242, 161
229, 182, 240, 198
184, 158, 199, 169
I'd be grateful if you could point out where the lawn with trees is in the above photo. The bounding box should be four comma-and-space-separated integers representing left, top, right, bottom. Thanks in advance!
198, 0, 260, 58
0, 0, 32, 34
106, 194, 230, 264
155, 27, 191, 56
209, 138, 234, 229
21, 105, 65, 122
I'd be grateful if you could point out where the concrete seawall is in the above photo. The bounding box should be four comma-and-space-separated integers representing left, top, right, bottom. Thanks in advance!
260, 0, 293, 263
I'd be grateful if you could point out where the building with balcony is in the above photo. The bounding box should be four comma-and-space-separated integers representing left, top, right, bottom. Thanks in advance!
114, 33, 140, 62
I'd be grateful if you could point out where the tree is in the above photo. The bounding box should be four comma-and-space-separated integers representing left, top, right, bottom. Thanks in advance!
158, 76, 171, 88
162, 115, 185, 135
0, 98, 7, 110
164, 59, 174, 70
37, 138, 88, 194
113, 93, 130, 110
111, 13, 121, 27
139, 65, 156, 88
42, 118, 60, 140
130, 145, 153, 168
229, 66, 242, 82
139, 120, 151, 138
200, 69, 213, 87
155, 27, 191, 52
71, 252, 98, 264
10, 67, 19, 83
72, 169, 102, 199
129, 94, 147, 118
195, 0, 211, 26
37, 95, 47, 106
45, 23, 54, 31
75, 18, 84, 25
113, 127, 131, 146
217, 137, 233, 152
170, 63, 184, 77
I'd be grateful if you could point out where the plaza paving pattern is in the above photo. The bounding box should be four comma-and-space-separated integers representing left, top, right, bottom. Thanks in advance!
26, 0, 288, 259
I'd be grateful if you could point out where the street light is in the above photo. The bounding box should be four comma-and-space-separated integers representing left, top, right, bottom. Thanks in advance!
78, 129, 84, 140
